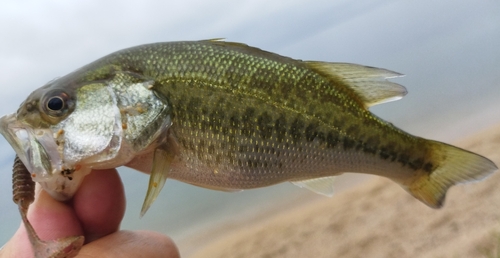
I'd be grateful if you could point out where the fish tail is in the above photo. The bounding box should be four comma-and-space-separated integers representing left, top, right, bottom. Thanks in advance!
406, 141, 497, 208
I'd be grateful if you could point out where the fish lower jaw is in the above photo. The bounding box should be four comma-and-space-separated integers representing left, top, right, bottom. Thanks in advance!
38, 166, 91, 201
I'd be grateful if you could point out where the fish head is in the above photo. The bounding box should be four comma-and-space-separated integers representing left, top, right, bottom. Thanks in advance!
1, 71, 171, 201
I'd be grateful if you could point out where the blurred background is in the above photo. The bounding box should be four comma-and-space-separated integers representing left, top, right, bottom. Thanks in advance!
0, 0, 499, 255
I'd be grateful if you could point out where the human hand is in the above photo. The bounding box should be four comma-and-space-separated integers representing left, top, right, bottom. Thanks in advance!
0, 169, 180, 258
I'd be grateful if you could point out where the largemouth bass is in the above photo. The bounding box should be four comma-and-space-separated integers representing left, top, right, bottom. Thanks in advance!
1, 40, 497, 218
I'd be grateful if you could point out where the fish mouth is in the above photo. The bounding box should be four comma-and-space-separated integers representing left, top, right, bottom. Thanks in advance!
0, 113, 62, 177
0, 113, 79, 201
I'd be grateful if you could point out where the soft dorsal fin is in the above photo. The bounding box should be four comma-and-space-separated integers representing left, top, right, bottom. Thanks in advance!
305, 62, 407, 107
291, 176, 337, 197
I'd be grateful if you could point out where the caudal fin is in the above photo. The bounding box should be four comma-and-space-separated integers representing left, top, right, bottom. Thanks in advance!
407, 141, 497, 208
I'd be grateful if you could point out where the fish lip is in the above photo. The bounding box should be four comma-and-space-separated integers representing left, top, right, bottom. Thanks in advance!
0, 113, 69, 198
1, 113, 101, 202
0, 113, 37, 172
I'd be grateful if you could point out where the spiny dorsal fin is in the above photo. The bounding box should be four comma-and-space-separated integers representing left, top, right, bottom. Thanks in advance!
292, 176, 337, 197
306, 62, 407, 107
201, 38, 251, 48
202, 38, 226, 42
200, 39, 285, 58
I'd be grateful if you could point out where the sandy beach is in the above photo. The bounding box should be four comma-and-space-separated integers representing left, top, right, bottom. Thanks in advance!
182, 124, 500, 258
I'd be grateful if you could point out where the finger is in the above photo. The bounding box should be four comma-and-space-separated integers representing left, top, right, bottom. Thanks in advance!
0, 226, 33, 258
0, 187, 83, 258
72, 169, 125, 243
30, 186, 84, 239
0, 169, 126, 257
77, 230, 180, 258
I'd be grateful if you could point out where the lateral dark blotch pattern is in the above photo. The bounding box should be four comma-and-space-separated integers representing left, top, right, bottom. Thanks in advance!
423, 162, 434, 172
378, 147, 389, 160
397, 153, 410, 166
304, 123, 318, 142
326, 132, 340, 149
274, 115, 287, 142
187, 97, 202, 117
289, 118, 305, 143
229, 113, 239, 129
241, 107, 256, 137
342, 137, 356, 150
409, 158, 424, 170
208, 109, 224, 135
257, 111, 273, 140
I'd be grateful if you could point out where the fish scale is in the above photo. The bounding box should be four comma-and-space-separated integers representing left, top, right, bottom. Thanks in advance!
104, 42, 422, 179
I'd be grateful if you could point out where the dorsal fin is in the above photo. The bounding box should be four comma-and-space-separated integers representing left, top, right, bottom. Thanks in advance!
201, 38, 251, 48
201, 38, 226, 42
305, 62, 407, 108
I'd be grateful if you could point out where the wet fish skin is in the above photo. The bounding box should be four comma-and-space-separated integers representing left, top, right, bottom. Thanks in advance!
107, 40, 494, 208
1, 40, 497, 213
81, 42, 419, 185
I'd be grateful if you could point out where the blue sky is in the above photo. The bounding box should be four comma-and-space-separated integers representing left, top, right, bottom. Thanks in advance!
0, 0, 499, 248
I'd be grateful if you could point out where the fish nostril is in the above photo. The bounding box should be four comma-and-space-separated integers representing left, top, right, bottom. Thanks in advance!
26, 102, 35, 112
16, 102, 34, 118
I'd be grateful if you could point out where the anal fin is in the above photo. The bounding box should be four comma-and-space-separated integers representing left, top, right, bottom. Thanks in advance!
292, 176, 337, 197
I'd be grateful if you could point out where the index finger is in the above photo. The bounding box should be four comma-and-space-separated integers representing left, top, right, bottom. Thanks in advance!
72, 168, 125, 243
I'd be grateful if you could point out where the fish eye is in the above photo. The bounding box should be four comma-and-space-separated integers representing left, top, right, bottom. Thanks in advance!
42, 90, 72, 118
47, 96, 65, 111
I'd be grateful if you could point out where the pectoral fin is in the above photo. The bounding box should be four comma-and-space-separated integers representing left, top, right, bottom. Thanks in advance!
292, 176, 337, 197
140, 147, 173, 217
